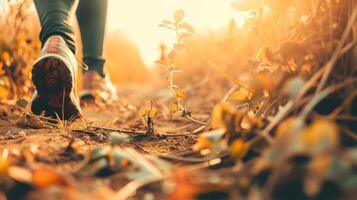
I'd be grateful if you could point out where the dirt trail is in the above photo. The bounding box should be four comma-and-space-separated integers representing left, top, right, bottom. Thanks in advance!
0, 85, 214, 199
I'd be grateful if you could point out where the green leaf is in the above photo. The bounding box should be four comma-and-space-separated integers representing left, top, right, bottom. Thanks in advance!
149, 107, 158, 117
89, 147, 111, 161
175, 88, 187, 100
284, 78, 305, 98
110, 132, 133, 145
201, 129, 225, 142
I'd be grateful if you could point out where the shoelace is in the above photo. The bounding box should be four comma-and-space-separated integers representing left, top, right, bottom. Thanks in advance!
76, 57, 89, 71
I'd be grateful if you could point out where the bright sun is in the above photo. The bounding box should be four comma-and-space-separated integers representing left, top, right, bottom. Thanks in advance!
107, 0, 245, 64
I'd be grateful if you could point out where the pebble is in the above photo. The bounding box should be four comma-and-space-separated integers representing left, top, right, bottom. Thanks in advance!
18, 131, 27, 137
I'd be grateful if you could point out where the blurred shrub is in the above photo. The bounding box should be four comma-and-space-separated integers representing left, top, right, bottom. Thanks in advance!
0, 0, 40, 99
104, 31, 149, 85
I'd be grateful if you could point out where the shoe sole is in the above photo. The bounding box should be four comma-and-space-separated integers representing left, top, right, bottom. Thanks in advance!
31, 57, 81, 120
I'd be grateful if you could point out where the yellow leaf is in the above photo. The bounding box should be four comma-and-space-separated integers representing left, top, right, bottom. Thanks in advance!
275, 117, 303, 139
0, 86, 9, 99
192, 135, 212, 151
301, 63, 312, 77
0, 77, 10, 99
139, 108, 147, 117
149, 107, 158, 117
229, 139, 249, 159
170, 101, 179, 113
228, 87, 253, 103
175, 89, 187, 100
0, 62, 4, 74
310, 154, 331, 174
256, 45, 268, 62
70, 140, 86, 153
1, 51, 11, 65
211, 103, 236, 130
303, 119, 339, 151
0, 155, 9, 175
256, 73, 279, 91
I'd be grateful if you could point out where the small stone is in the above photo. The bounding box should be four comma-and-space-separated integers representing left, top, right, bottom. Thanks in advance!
18, 131, 26, 137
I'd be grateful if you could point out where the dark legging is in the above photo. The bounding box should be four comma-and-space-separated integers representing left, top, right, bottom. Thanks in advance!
34, 0, 107, 76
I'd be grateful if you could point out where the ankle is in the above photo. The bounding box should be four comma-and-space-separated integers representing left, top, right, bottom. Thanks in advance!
82, 70, 102, 89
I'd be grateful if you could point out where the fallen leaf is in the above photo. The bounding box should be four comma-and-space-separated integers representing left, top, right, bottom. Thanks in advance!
229, 139, 249, 159
228, 87, 253, 104
32, 168, 66, 189
303, 119, 339, 153
167, 168, 198, 200
275, 117, 304, 139
0, 152, 9, 175
211, 103, 236, 130
193, 134, 212, 151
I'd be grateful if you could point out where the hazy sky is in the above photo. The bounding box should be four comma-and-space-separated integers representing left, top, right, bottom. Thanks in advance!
0, 0, 244, 64
107, 0, 244, 64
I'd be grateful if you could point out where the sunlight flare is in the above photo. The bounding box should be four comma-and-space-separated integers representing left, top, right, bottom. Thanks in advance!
107, 0, 245, 64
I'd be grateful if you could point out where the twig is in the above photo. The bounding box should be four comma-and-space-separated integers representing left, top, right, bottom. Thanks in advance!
340, 126, 357, 141
158, 152, 228, 163
111, 176, 164, 200
111, 152, 224, 200
192, 125, 206, 134
111, 149, 165, 200
328, 89, 357, 119
316, 6, 357, 92
86, 125, 147, 135
301, 78, 357, 119
184, 114, 207, 126
249, 100, 294, 146
204, 57, 262, 98
222, 85, 239, 103
335, 115, 357, 122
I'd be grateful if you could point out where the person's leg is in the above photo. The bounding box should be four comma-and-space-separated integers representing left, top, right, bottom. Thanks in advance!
34, 0, 78, 53
76, 0, 108, 77
76, 0, 116, 102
